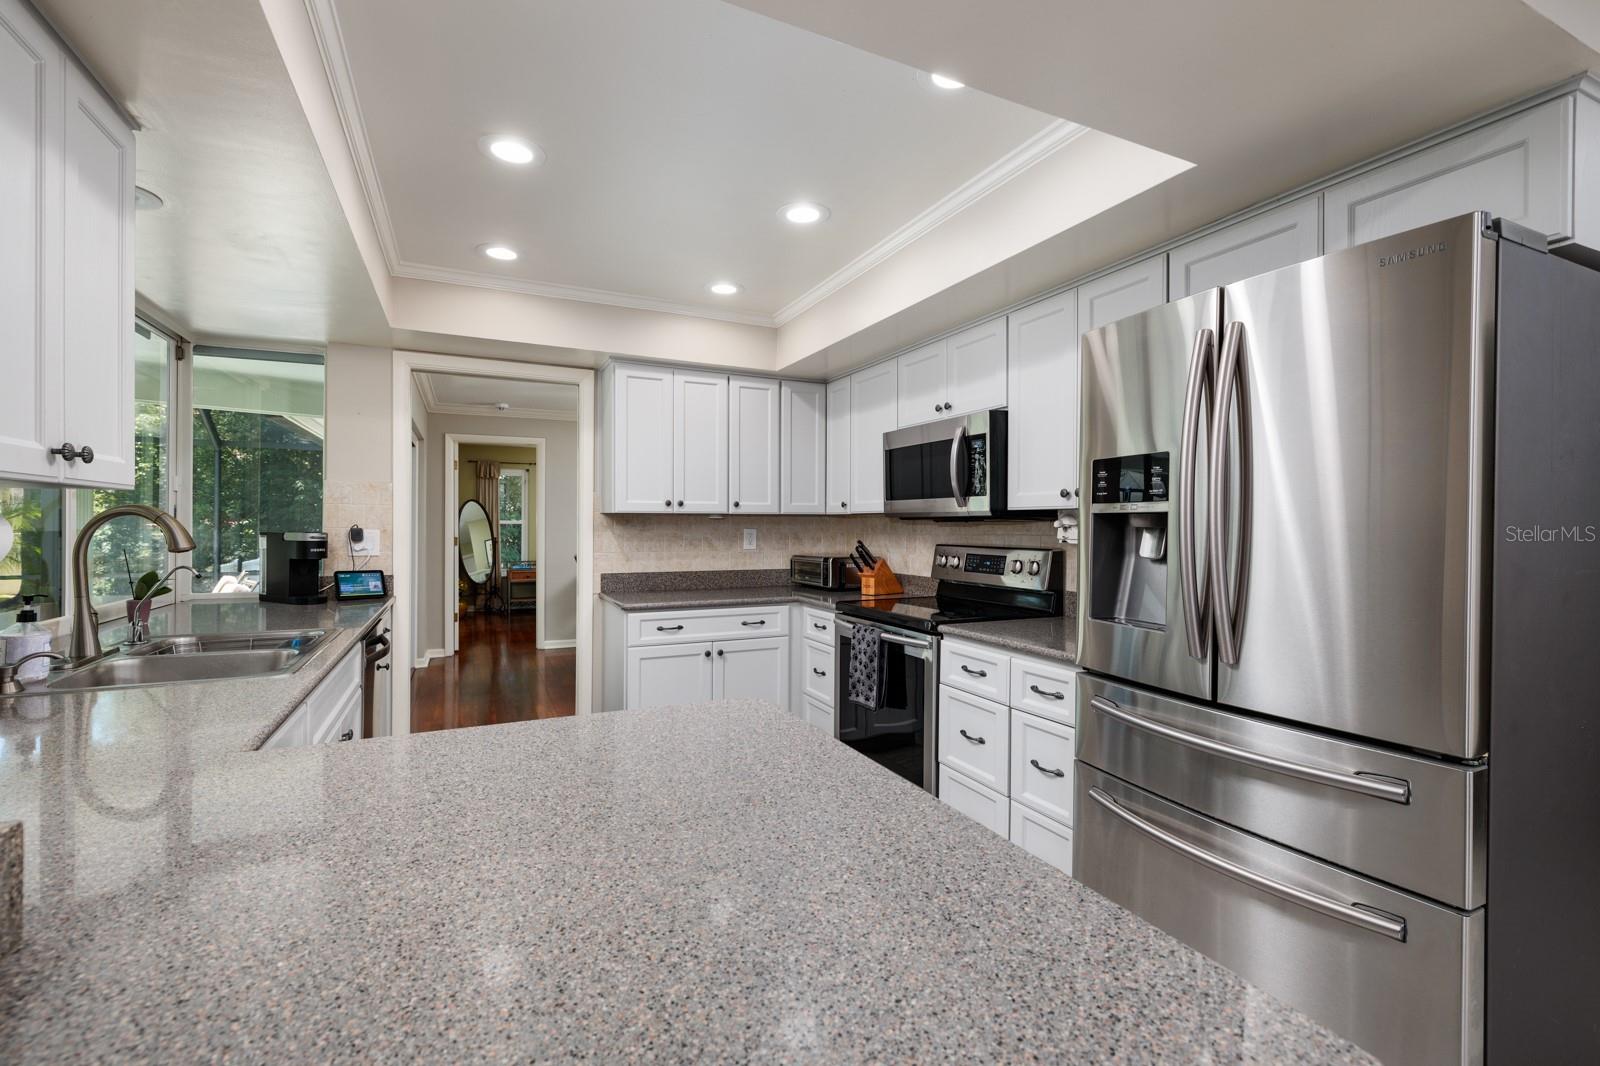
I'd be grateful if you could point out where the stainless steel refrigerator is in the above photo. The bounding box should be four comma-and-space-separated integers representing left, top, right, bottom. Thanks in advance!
1073, 212, 1600, 1065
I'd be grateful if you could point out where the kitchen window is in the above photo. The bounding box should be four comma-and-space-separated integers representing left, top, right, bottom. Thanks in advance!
498, 468, 528, 569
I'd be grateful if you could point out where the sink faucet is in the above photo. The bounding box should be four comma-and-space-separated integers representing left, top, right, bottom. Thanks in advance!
69, 505, 196, 666
125, 564, 199, 646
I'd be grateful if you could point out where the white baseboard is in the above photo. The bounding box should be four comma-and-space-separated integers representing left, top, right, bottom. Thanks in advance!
413, 647, 449, 668
541, 638, 578, 650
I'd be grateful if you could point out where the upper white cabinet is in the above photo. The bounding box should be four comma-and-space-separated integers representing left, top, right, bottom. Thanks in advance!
673, 371, 729, 513
0, 0, 134, 490
1168, 196, 1322, 298
601, 363, 675, 513
896, 317, 1007, 427
825, 377, 851, 514
848, 360, 897, 513
1006, 290, 1079, 511
728, 376, 778, 514
1077, 255, 1168, 336
779, 380, 826, 514
1324, 97, 1588, 251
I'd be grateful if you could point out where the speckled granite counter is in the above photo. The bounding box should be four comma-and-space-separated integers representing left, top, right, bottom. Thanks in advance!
0, 691, 1371, 1062
944, 609, 1079, 664
600, 584, 868, 611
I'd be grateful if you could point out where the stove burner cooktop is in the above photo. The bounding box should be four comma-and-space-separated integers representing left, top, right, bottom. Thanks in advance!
837, 595, 1050, 635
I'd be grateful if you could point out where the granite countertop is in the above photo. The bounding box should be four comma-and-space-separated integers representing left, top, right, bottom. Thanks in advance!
942, 613, 1080, 664
599, 584, 867, 611
0, 690, 1371, 1062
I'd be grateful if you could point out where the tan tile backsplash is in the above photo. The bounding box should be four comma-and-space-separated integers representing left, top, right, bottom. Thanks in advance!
324, 480, 394, 576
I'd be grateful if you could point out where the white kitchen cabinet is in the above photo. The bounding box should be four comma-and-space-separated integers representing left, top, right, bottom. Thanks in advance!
1009, 711, 1075, 827
801, 638, 834, 705
626, 642, 714, 708
779, 380, 826, 514
262, 642, 363, 749
728, 376, 779, 514
847, 361, 896, 513
940, 765, 1009, 837
1323, 97, 1585, 251
601, 363, 675, 512
825, 377, 851, 513
896, 318, 1006, 427
714, 634, 789, 709
0, 0, 134, 489
1005, 290, 1079, 511
896, 340, 948, 426
1010, 802, 1073, 876
674, 371, 729, 513
1168, 196, 1322, 298
803, 696, 834, 735
938, 685, 1010, 793
1077, 255, 1168, 336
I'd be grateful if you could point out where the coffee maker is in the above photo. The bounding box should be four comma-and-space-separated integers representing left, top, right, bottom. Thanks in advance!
258, 531, 328, 604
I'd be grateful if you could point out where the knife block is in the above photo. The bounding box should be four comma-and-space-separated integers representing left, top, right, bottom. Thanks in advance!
858, 561, 903, 597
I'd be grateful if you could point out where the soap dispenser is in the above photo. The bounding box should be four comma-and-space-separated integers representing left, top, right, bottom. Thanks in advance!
2, 597, 53, 682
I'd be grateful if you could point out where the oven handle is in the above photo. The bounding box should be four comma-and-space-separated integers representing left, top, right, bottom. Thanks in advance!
833, 620, 935, 658
949, 424, 969, 509
1087, 787, 1408, 941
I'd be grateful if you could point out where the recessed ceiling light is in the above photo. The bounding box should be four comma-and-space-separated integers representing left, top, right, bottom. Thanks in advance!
708, 281, 740, 296
928, 72, 965, 90
478, 134, 543, 166
780, 202, 829, 225
480, 244, 519, 261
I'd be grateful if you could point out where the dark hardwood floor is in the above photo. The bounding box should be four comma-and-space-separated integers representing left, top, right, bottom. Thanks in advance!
411, 611, 576, 732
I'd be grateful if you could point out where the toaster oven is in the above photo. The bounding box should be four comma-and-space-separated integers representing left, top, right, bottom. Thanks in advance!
790, 555, 857, 590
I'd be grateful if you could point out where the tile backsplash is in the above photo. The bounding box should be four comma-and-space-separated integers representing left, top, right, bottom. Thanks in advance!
323, 480, 393, 576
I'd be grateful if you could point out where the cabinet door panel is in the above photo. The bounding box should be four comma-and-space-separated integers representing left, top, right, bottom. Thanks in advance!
1006, 291, 1078, 510
0, 0, 61, 482
848, 362, 896, 513
896, 340, 947, 427
626, 643, 713, 709
608, 364, 675, 512
945, 317, 1006, 416
780, 380, 826, 514
728, 376, 779, 514
60, 64, 134, 488
825, 377, 851, 513
1324, 98, 1573, 251
1077, 255, 1168, 335
714, 635, 788, 711
1168, 196, 1322, 298
673, 371, 729, 513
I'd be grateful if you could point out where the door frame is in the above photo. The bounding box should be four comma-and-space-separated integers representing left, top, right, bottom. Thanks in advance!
444, 431, 547, 655
391, 351, 594, 732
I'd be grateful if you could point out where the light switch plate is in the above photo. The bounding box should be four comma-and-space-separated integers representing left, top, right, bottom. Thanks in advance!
352, 529, 382, 555
742, 528, 757, 550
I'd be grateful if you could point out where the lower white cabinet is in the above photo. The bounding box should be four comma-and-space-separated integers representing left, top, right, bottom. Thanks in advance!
618, 605, 792, 711
262, 640, 364, 749
1009, 711, 1075, 827
803, 695, 834, 735
1010, 801, 1073, 876
937, 686, 1009, 793
940, 765, 1010, 837
716, 635, 788, 706
801, 639, 834, 705
626, 642, 716, 708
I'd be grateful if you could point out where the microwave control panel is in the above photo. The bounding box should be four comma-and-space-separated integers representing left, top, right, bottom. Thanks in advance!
1091, 451, 1169, 504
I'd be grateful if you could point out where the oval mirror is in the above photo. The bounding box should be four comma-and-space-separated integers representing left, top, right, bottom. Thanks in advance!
458, 500, 494, 584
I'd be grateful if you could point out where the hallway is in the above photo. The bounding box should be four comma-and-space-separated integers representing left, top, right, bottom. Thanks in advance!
411, 612, 577, 732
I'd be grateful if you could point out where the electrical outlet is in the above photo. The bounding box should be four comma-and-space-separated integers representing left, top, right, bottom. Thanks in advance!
352, 529, 382, 555
742, 528, 757, 550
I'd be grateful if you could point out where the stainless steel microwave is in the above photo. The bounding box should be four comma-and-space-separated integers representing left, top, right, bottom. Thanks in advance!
883, 409, 1009, 518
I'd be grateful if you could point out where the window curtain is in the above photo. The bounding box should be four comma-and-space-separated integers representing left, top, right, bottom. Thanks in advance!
475, 460, 501, 576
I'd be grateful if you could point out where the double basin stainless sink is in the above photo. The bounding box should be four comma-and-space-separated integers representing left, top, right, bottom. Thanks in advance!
44, 630, 335, 692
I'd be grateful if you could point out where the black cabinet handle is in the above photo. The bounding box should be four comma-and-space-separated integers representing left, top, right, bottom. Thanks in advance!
840, 501, 847, 508
716, 649, 724, 657
740, 619, 766, 627
959, 729, 986, 745
733, 501, 741, 508
704, 650, 711, 658
51, 442, 90, 463
960, 665, 987, 677
339, 729, 354, 742
1030, 759, 1065, 778
664, 499, 672, 507
376, 663, 390, 672
811, 667, 826, 676
657, 625, 685, 632
812, 622, 826, 631
1029, 684, 1065, 700
677, 500, 684, 508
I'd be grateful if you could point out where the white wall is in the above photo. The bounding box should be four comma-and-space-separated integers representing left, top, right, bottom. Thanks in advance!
324, 343, 396, 573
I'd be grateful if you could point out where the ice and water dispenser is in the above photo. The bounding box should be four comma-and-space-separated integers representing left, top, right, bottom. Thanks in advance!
1086, 451, 1170, 630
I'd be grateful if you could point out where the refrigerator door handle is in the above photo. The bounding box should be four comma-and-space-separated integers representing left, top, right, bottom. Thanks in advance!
1210, 320, 1253, 666
1087, 696, 1413, 803
948, 424, 969, 509
1086, 787, 1409, 941
1179, 327, 1216, 661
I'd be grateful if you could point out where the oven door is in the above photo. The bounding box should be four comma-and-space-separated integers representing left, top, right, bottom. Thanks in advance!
883, 411, 998, 517
834, 620, 938, 792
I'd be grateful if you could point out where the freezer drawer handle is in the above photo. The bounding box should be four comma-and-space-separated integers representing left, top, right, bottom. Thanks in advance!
1088, 696, 1411, 804
1029, 759, 1066, 778
1087, 787, 1408, 942
1028, 684, 1065, 700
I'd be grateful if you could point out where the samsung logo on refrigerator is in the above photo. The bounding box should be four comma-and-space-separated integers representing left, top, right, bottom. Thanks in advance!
1377, 241, 1447, 267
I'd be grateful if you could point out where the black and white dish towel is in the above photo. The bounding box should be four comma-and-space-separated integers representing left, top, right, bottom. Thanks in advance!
848, 623, 887, 710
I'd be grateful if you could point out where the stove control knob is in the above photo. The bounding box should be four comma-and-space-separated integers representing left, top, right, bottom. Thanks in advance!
949, 555, 962, 569
1010, 559, 1024, 574
936, 554, 948, 567
1028, 560, 1041, 576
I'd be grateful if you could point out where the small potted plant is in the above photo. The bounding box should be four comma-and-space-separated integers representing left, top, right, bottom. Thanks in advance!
127, 569, 171, 626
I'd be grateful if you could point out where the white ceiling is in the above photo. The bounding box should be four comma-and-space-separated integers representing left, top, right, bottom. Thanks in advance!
415, 373, 578, 419
317, 0, 1067, 324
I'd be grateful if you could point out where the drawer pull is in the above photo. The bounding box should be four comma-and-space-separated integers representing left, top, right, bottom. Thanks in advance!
812, 622, 826, 631
1029, 759, 1065, 778
1087, 787, 1408, 941
959, 729, 986, 745
741, 620, 767, 627
812, 668, 826, 676
959, 665, 988, 678
656, 625, 685, 632
1088, 696, 1412, 804
339, 729, 354, 742
1029, 684, 1065, 700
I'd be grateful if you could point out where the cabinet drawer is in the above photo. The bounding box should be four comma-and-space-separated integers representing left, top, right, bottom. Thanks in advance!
1010, 711, 1075, 826
1008, 655, 1077, 725
939, 639, 1010, 703
313, 683, 363, 745
300, 645, 362, 743
627, 605, 789, 645
803, 695, 834, 735
1009, 802, 1073, 877
937, 685, 1009, 793
800, 607, 834, 641
939, 765, 1008, 837
802, 639, 834, 705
